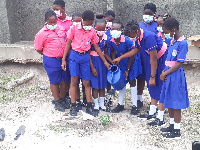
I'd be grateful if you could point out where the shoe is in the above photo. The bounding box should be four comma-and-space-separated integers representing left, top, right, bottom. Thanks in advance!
76, 102, 82, 112
65, 96, 71, 104
99, 106, 106, 111
148, 118, 164, 126
138, 112, 156, 120
137, 100, 143, 108
111, 104, 124, 113
0, 128, 5, 141
51, 100, 55, 104
162, 129, 181, 139
86, 106, 98, 117
70, 106, 77, 116
54, 100, 65, 112
192, 141, 200, 150
61, 98, 70, 109
130, 105, 139, 115
160, 124, 174, 132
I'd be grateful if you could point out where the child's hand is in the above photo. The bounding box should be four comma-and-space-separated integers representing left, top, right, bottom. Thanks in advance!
149, 77, 156, 86
160, 70, 167, 81
124, 70, 129, 80
104, 61, 111, 70
91, 67, 98, 77
112, 57, 121, 66
61, 59, 66, 71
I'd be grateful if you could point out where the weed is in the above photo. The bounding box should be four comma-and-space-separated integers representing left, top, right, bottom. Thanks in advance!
99, 114, 112, 126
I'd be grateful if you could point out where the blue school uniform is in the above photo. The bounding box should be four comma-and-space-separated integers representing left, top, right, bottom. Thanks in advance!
135, 29, 167, 101
139, 21, 158, 34
108, 35, 142, 81
160, 36, 189, 109
90, 34, 108, 89
105, 28, 112, 58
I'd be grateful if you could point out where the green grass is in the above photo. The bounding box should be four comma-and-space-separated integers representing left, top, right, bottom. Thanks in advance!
194, 101, 200, 113
0, 75, 21, 85
47, 124, 69, 133
99, 114, 112, 126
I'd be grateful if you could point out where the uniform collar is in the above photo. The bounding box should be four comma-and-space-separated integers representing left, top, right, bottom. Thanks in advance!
171, 35, 185, 46
57, 14, 72, 22
110, 35, 125, 45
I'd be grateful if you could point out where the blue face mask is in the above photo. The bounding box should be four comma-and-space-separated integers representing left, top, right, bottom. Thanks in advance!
164, 33, 173, 39
157, 27, 163, 33
143, 15, 154, 24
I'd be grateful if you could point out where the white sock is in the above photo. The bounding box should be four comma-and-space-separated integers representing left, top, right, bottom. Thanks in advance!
137, 95, 143, 102
93, 98, 99, 110
131, 87, 137, 107
174, 123, 180, 129
149, 105, 157, 115
159, 111, 164, 121
156, 110, 160, 119
118, 86, 126, 105
170, 118, 174, 124
99, 97, 106, 109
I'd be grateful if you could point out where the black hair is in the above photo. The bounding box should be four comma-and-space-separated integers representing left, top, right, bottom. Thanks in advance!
162, 17, 179, 31
124, 20, 139, 36
112, 19, 124, 29
144, 3, 156, 13
95, 14, 106, 25
105, 10, 115, 18
45, 10, 57, 20
72, 12, 82, 19
82, 10, 94, 21
157, 13, 171, 21
53, 0, 65, 8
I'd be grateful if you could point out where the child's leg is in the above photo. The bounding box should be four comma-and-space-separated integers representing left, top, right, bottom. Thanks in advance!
137, 78, 145, 101
107, 84, 111, 93
130, 79, 137, 107
82, 84, 87, 104
99, 89, 106, 110
82, 80, 91, 103
92, 88, 99, 109
59, 81, 66, 98
50, 84, 60, 100
70, 76, 79, 104
174, 109, 181, 129
65, 81, 70, 97
157, 103, 165, 121
149, 98, 158, 115
76, 83, 81, 102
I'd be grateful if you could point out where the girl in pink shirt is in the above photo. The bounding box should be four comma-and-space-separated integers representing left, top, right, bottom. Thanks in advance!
34, 10, 70, 112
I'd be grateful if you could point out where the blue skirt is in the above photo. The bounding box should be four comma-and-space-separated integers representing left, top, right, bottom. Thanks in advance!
90, 56, 108, 89
160, 67, 189, 109
117, 53, 142, 82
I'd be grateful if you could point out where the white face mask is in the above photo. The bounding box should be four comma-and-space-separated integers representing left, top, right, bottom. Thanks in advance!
97, 31, 106, 36
110, 30, 122, 39
54, 10, 61, 17
130, 37, 137, 42
73, 22, 81, 26
143, 15, 154, 23
157, 27, 163, 32
83, 26, 92, 30
46, 24, 57, 31
106, 22, 112, 28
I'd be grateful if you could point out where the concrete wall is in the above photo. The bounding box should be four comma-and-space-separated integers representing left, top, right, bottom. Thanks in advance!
113, 0, 200, 38
0, 0, 199, 43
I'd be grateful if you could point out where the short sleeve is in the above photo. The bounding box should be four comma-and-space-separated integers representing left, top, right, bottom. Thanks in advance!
107, 37, 113, 49
177, 40, 188, 63
34, 31, 45, 50
67, 25, 75, 40
91, 30, 99, 44
125, 36, 134, 51
144, 34, 158, 52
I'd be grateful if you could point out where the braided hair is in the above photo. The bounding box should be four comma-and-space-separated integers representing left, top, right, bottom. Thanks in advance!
157, 13, 171, 21
124, 20, 139, 36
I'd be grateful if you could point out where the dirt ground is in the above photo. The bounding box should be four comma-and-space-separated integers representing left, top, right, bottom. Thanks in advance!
0, 62, 200, 150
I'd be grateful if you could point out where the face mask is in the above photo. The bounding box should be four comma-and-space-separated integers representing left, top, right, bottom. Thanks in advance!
106, 22, 112, 28
83, 26, 92, 30
143, 15, 154, 23
73, 22, 81, 26
97, 31, 106, 36
46, 24, 57, 31
157, 27, 163, 33
164, 33, 173, 39
130, 37, 137, 42
110, 30, 122, 39
54, 10, 61, 17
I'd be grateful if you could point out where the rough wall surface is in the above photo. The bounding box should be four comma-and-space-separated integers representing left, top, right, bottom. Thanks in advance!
0, 0, 10, 43
113, 0, 200, 38
0, 0, 199, 43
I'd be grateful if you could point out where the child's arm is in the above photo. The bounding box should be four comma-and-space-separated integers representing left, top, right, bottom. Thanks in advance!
93, 43, 111, 69
160, 62, 183, 81
149, 49, 157, 86
89, 53, 98, 77
112, 48, 140, 65
36, 50, 43, 55
125, 56, 134, 80
104, 48, 113, 64
62, 39, 72, 71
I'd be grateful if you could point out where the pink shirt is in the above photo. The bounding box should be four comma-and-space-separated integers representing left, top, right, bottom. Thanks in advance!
67, 24, 99, 52
57, 14, 73, 32
34, 25, 67, 57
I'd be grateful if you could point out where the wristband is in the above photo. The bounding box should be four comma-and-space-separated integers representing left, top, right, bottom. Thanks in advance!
150, 75, 155, 78
126, 68, 130, 71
